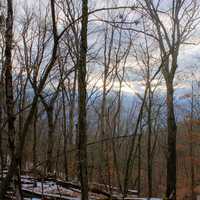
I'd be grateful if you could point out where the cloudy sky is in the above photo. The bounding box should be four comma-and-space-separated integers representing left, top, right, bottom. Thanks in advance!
9, 0, 200, 99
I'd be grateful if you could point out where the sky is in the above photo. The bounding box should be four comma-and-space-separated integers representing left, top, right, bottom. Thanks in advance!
7, 0, 200, 98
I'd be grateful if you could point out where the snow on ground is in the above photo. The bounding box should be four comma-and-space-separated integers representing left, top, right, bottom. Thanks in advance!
21, 176, 108, 200
24, 198, 41, 200
131, 199, 161, 200
2, 172, 162, 200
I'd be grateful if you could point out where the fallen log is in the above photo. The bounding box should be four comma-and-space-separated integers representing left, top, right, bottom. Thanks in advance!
59, 181, 112, 198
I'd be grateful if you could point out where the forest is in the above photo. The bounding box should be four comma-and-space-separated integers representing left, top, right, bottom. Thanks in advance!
0, 0, 200, 200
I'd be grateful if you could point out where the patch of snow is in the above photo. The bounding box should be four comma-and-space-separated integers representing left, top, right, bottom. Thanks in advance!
132, 198, 162, 200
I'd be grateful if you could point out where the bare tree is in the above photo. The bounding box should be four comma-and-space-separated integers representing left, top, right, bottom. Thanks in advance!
2, 0, 23, 199
0, 0, 59, 197
140, 1, 199, 199
77, 0, 89, 200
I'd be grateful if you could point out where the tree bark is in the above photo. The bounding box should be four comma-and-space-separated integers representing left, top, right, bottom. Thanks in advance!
0, 0, 22, 199
32, 105, 37, 169
137, 130, 142, 196
147, 84, 152, 199
0, 74, 4, 177
166, 80, 177, 200
77, 0, 89, 199
62, 86, 68, 181
0, 0, 59, 196
68, 70, 77, 145
0, 37, 4, 176
46, 106, 54, 174
189, 83, 195, 200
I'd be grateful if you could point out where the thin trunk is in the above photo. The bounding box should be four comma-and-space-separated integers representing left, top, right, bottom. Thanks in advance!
68, 70, 76, 180
99, 26, 114, 183
55, 132, 61, 178
147, 85, 152, 199
46, 106, 54, 174
111, 80, 123, 193
166, 80, 177, 200
99, 70, 107, 185
32, 105, 37, 169
137, 133, 141, 196
123, 87, 147, 197
62, 86, 68, 181
190, 83, 195, 200
100, 72, 107, 146
68, 69, 77, 145
78, 0, 89, 199
112, 137, 122, 192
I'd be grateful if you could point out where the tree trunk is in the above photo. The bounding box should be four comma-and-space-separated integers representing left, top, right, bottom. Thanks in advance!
166, 80, 177, 200
46, 106, 54, 174
123, 88, 147, 197
0, 52, 4, 177
147, 85, 152, 199
4, 0, 15, 163
0, 0, 59, 195
68, 69, 77, 145
137, 133, 141, 196
0, 151, 21, 199
77, 0, 89, 199
62, 86, 68, 181
0, 0, 22, 199
190, 83, 195, 200
0, 78, 4, 177
32, 105, 37, 169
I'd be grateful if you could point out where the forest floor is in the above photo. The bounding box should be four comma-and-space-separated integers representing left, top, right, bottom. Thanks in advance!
1, 170, 161, 200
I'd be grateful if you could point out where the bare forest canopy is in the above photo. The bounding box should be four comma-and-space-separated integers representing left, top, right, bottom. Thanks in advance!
0, 0, 200, 200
